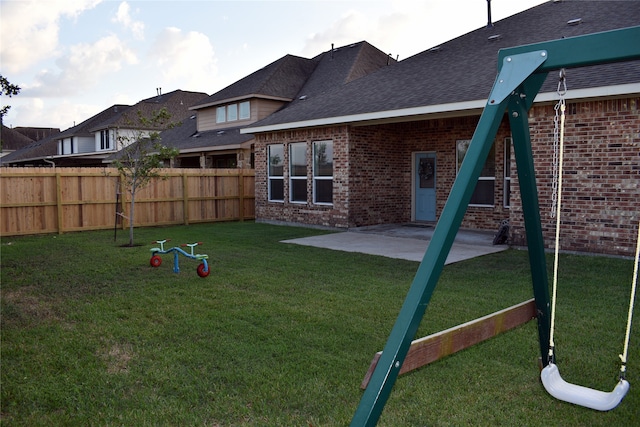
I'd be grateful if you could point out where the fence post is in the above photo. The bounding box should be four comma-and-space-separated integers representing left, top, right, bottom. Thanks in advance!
239, 169, 245, 222
55, 170, 63, 234
182, 171, 189, 225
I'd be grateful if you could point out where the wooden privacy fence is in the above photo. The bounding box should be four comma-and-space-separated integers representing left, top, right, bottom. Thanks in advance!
0, 167, 255, 236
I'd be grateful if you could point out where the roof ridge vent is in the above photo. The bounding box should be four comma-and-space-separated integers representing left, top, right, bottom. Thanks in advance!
428, 46, 442, 53
567, 18, 582, 26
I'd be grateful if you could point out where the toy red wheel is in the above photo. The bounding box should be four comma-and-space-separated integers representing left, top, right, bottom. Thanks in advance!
150, 255, 162, 267
197, 263, 210, 278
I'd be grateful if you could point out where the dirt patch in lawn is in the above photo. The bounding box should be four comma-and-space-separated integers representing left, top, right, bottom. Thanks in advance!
98, 342, 135, 374
1, 287, 63, 327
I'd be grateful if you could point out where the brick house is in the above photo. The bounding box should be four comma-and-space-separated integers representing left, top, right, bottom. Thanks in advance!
243, 1, 639, 257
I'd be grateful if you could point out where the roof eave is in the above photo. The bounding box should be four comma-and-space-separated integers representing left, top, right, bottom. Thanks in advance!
242, 83, 640, 133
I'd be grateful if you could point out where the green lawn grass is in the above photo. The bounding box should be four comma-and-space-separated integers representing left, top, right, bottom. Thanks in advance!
1, 222, 638, 426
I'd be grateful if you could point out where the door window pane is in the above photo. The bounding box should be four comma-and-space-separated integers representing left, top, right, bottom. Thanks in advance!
418, 157, 435, 189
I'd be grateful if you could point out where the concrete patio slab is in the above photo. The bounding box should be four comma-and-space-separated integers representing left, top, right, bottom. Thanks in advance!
282, 225, 508, 263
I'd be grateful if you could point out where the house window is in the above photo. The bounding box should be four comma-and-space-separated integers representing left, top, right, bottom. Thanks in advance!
216, 106, 226, 123
268, 145, 284, 202
289, 142, 307, 203
227, 103, 238, 121
100, 130, 110, 150
216, 102, 250, 123
313, 140, 333, 204
456, 139, 495, 206
239, 101, 250, 120
504, 137, 512, 208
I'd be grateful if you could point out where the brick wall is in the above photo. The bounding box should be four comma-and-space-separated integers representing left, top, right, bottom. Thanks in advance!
254, 126, 350, 228
253, 97, 638, 256
254, 117, 512, 231
509, 97, 639, 257
347, 118, 512, 230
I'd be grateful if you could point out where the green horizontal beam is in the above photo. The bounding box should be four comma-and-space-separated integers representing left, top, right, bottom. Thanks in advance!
498, 25, 640, 72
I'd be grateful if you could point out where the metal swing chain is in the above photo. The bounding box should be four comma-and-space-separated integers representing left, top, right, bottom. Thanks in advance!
551, 69, 567, 218
548, 69, 567, 362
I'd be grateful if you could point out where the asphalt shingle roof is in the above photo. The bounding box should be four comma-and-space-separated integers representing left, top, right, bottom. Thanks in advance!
247, 0, 640, 129
1, 125, 36, 151
92, 90, 208, 131
159, 115, 253, 151
191, 55, 318, 108
0, 132, 57, 163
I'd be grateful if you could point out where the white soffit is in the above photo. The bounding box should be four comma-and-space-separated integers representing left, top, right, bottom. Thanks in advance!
241, 83, 640, 134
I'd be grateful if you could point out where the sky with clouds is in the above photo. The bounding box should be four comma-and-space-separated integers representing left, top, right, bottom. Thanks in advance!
1, 0, 547, 130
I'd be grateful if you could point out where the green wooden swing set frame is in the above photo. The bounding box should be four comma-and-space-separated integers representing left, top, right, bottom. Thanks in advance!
351, 25, 640, 426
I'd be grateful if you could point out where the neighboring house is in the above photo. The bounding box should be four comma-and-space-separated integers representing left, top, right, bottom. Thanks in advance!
2, 90, 208, 167
1, 105, 128, 166
0, 126, 60, 159
238, 0, 639, 257
162, 42, 396, 169
0, 126, 59, 164
1, 125, 34, 158
12, 126, 60, 142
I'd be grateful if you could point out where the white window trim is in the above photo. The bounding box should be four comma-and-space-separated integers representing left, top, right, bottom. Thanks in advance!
312, 140, 334, 206
216, 106, 226, 123
267, 144, 284, 202
503, 137, 512, 209
239, 101, 250, 120
313, 176, 333, 206
227, 103, 238, 122
289, 142, 307, 204
456, 139, 495, 208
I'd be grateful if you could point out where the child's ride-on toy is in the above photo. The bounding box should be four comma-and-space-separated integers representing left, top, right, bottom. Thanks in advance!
149, 239, 210, 277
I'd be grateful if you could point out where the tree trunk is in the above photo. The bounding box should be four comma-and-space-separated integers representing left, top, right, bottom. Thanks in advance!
129, 192, 135, 246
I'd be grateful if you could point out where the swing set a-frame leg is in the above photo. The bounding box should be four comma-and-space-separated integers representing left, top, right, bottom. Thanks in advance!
351, 51, 551, 427
350, 26, 640, 426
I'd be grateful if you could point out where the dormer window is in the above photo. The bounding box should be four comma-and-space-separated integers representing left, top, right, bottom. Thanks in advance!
228, 104, 238, 121
216, 106, 226, 123
239, 101, 250, 120
216, 101, 250, 123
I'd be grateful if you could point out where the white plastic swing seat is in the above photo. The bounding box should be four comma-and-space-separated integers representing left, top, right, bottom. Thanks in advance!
541, 363, 629, 411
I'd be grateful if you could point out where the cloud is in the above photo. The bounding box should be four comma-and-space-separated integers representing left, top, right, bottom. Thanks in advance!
299, 0, 541, 61
0, 0, 103, 74
299, 4, 447, 61
24, 34, 138, 97
7, 97, 103, 130
112, 1, 144, 40
148, 27, 218, 92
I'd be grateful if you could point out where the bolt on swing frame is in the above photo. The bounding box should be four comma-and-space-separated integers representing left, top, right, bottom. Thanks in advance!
351, 25, 640, 427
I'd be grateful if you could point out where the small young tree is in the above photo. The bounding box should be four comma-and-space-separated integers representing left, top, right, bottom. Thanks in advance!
112, 107, 179, 246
